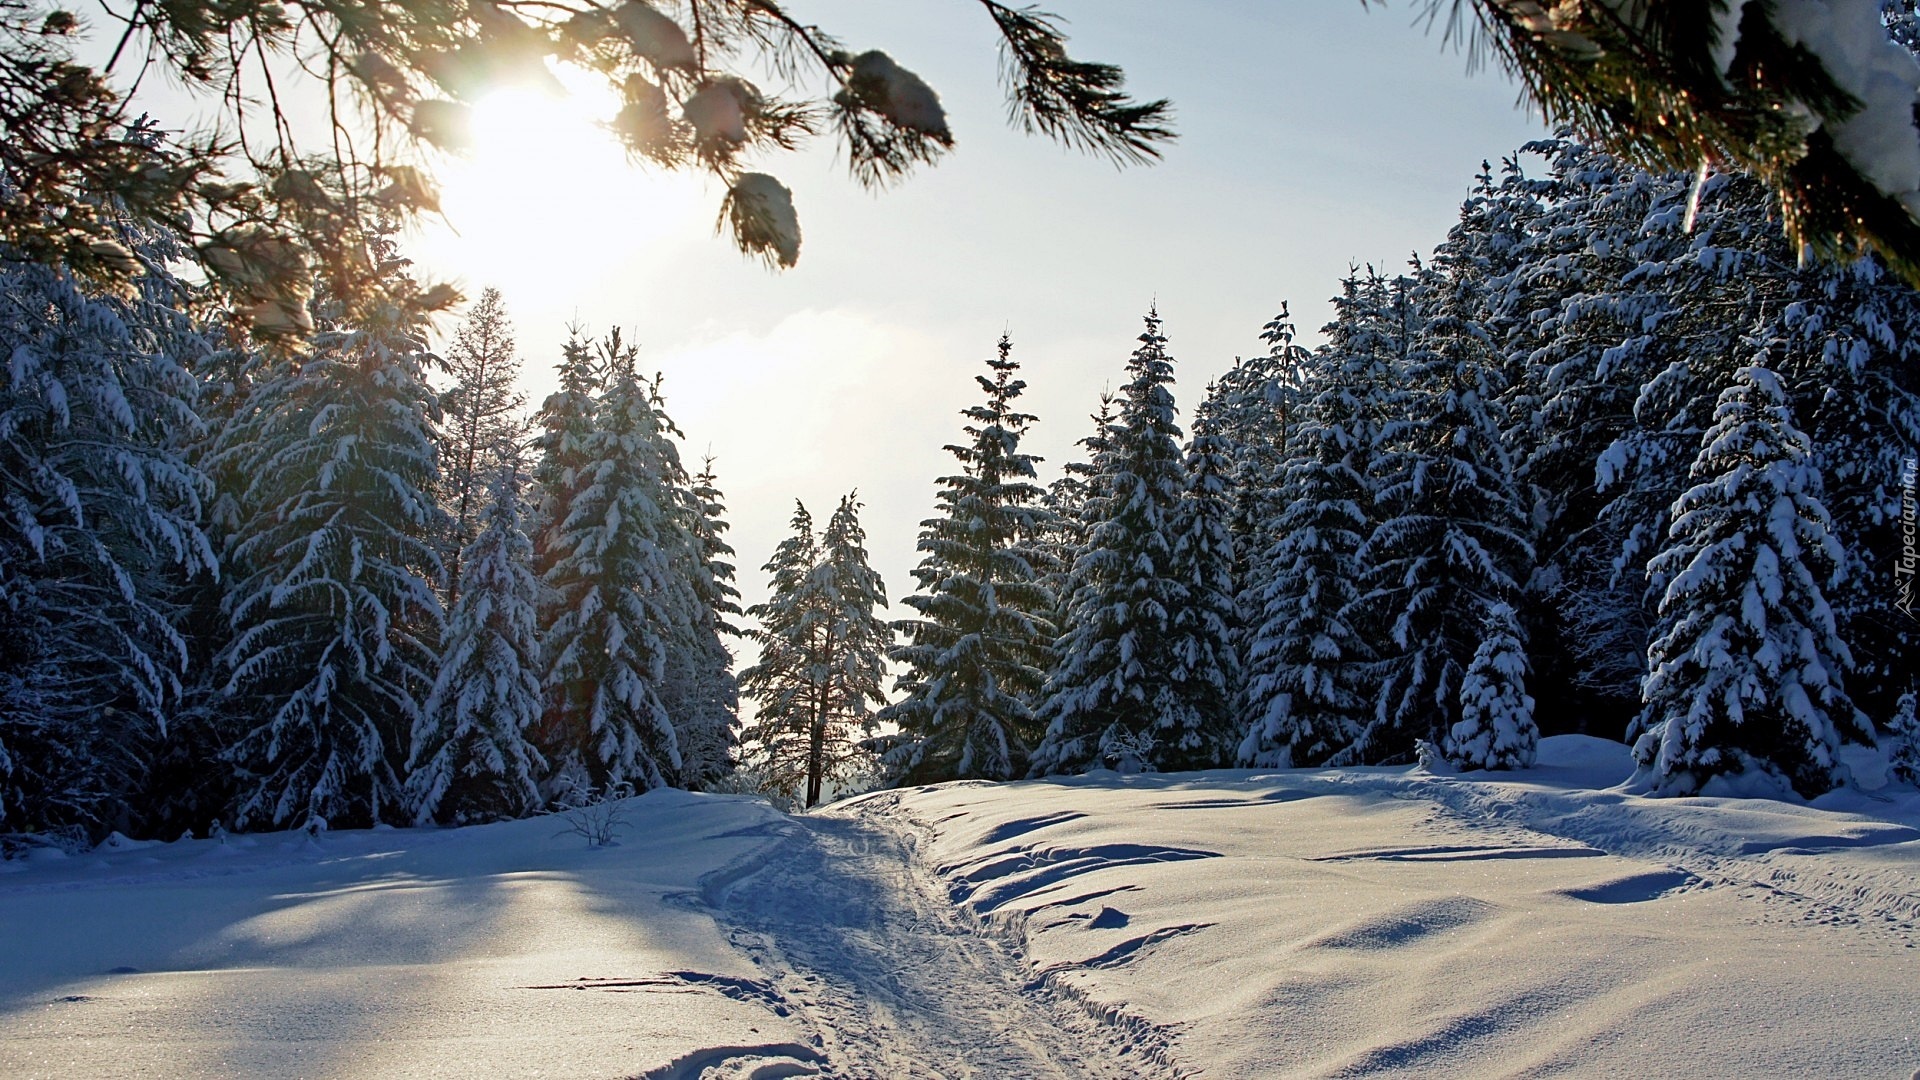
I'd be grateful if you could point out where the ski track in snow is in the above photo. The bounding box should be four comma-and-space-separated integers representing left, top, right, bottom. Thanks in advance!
825, 747, 1920, 1079
1395, 773, 1920, 938
661, 811, 1184, 1080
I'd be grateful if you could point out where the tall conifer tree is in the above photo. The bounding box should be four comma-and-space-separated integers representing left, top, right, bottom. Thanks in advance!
1162, 406, 1241, 768
739, 503, 820, 805
883, 335, 1057, 784
740, 495, 890, 807
1345, 272, 1532, 766
539, 335, 688, 793
1034, 393, 1115, 659
1237, 352, 1375, 768
1238, 275, 1415, 767
0, 222, 212, 834
1636, 365, 1868, 797
409, 469, 545, 823
1031, 309, 1193, 774
216, 260, 447, 830
659, 453, 743, 791
438, 287, 527, 600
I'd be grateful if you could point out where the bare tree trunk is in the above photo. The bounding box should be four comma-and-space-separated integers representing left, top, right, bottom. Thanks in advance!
806, 710, 825, 808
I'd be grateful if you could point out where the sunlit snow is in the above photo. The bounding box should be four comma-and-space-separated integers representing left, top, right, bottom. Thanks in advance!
4, 738, 1915, 1077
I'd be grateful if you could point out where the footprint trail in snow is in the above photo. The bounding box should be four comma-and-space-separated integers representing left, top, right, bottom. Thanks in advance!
655, 810, 1180, 1080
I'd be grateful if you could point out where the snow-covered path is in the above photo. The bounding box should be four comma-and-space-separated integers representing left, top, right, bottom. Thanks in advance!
667, 811, 1178, 1079
3, 738, 1916, 1078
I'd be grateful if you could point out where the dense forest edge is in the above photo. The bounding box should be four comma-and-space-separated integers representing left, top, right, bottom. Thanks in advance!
4, 128, 1919, 850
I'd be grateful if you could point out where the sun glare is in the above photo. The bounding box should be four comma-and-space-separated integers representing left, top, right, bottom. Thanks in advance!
422, 65, 706, 310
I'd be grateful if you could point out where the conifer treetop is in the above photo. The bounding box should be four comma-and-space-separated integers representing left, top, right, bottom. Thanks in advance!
884, 334, 1056, 784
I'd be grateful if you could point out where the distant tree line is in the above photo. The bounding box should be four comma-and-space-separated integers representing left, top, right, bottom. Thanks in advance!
10, 143, 1920, 849
879, 135, 1920, 798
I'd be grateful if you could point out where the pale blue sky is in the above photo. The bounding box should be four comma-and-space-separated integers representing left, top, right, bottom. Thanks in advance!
417, 1, 1549, 614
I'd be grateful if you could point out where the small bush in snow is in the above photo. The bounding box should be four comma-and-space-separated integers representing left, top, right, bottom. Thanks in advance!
0, 826, 90, 861
554, 782, 634, 848
1100, 728, 1159, 774
1889, 692, 1919, 787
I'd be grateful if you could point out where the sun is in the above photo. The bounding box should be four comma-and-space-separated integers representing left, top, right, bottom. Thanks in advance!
419, 64, 706, 310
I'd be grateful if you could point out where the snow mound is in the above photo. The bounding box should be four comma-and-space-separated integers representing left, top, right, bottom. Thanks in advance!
1535, 732, 1635, 776
855, 760, 1920, 1078
3, 764, 1916, 1077
0, 790, 808, 1078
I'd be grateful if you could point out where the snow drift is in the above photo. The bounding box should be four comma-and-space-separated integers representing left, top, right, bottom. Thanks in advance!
2, 737, 1915, 1078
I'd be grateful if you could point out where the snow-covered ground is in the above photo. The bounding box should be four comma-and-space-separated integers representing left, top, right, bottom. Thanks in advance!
2, 737, 1916, 1078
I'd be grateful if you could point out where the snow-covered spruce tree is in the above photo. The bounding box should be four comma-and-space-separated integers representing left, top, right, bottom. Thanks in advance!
1386, 160, 1540, 771
881, 335, 1057, 784
1344, 271, 1533, 767
215, 261, 447, 831
658, 451, 743, 792
814, 492, 893, 794
407, 469, 545, 824
539, 341, 689, 795
1242, 272, 1412, 768
528, 329, 601, 579
1507, 137, 1682, 732
438, 287, 528, 601
1236, 348, 1376, 769
150, 330, 288, 838
1031, 309, 1199, 775
738, 502, 821, 805
1204, 304, 1313, 579
740, 495, 891, 808
1033, 392, 1115, 662
1445, 601, 1539, 770
1163, 404, 1241, 766
1635, 365, 1870, 798
0, 218, 212, 837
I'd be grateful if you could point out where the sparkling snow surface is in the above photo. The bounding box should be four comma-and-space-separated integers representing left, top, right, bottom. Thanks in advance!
3, 738, 1917, 1078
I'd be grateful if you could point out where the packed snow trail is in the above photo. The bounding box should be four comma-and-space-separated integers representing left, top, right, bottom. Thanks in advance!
662, 808, 1183, 1080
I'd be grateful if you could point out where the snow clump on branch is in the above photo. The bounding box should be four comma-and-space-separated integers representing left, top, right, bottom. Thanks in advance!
845, 51, 950, 140
723, 173, 800, 268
